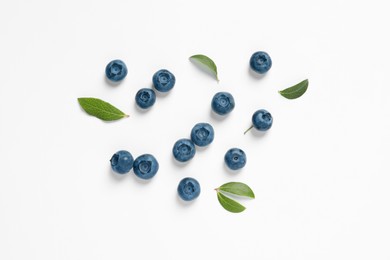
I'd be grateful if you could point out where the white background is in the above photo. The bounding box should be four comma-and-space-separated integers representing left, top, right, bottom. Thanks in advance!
1, 0, 389, 259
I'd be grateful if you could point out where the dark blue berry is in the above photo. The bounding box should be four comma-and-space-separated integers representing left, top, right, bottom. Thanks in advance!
224, 148, 246, 170
252, 109, 273, 131
177, 177, 201, 201
110, 150, 134, 174
152, 69, 175, 92
133, 154, 159, 180
211, 92, 235, 115
105, 60, 128, 82
191, 123, 214, 147
250, 51, 272, 74
135, 88, 156, 109
172, 139, 196, 162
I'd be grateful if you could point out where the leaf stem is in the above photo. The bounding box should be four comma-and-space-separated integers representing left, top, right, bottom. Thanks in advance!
244, 125, 254, 135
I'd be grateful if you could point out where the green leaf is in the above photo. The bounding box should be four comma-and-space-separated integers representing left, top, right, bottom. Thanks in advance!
217, 192, 246, 213
218, 182, 255, 198
78, 97, 129, 121
279, 79, 309, 99
189, 54, 219, 81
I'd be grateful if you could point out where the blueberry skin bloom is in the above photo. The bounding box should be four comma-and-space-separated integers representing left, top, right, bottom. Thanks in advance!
211, 92, 235, 115
110, 150, 134, 174
133, 154, 159, 180
224, 148, 247, 170
252, 109, 273, 131
135, 88, 156, 109
172, 139, 196, 162
191, 123, 214, 147
177, 177, 201, 201
249, 51, 272, 74
105, 60, 128, 82
152, 69, 176, 92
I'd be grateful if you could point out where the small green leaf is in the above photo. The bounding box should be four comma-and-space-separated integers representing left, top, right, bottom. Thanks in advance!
189, 54, 219, 81
217, 192, 246, 213
218, 182, 255, 198
78, 97, 129, 121
279, 79, 309, 99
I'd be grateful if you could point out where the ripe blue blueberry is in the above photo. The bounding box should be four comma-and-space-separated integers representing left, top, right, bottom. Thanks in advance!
249, 51, 272, 74
252, 109, 273, 131
191, 123, 214, 147
211, 92, 235, 115
105, 60, 128, 82
224, 148, 246, 170
135, 88, 156, 109
152, 69, 176, 92
172, 138, 196, 162
110, 150, 134, 174
177, 177, 201, 201
133, 154, 159, 180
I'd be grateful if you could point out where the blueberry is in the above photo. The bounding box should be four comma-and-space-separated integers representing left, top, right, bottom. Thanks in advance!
177, 177, 201, 201
152, 69, 176, 92
252, 109, 273, 131
224, 148, 246, 170
249, 51, 272, 74
211, 92, 235, 115
190, 123, 214, 147
172, 138, 196, 162
133, 154, 159, 180
105, 60, 128, 82
110, 150, 134, 174
135, 88, 156, 109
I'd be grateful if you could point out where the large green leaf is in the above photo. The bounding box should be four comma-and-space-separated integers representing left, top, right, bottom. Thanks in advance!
217, 192, 246, 213
279, 79, 309, 99
189, 54, 219, 81
78, 97, 129, 121
218, 182, 255, 198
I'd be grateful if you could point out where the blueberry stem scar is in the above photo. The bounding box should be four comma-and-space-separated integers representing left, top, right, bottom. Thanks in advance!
244, 125, 254, 135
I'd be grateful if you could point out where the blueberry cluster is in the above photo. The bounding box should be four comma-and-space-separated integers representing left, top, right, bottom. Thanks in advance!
105, 60, 175, 110
106, 50, 274, 205
110, 150, 159, 180
173, 122, 215, 163
135, 69, 176, 110
172, 123, 214, 201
